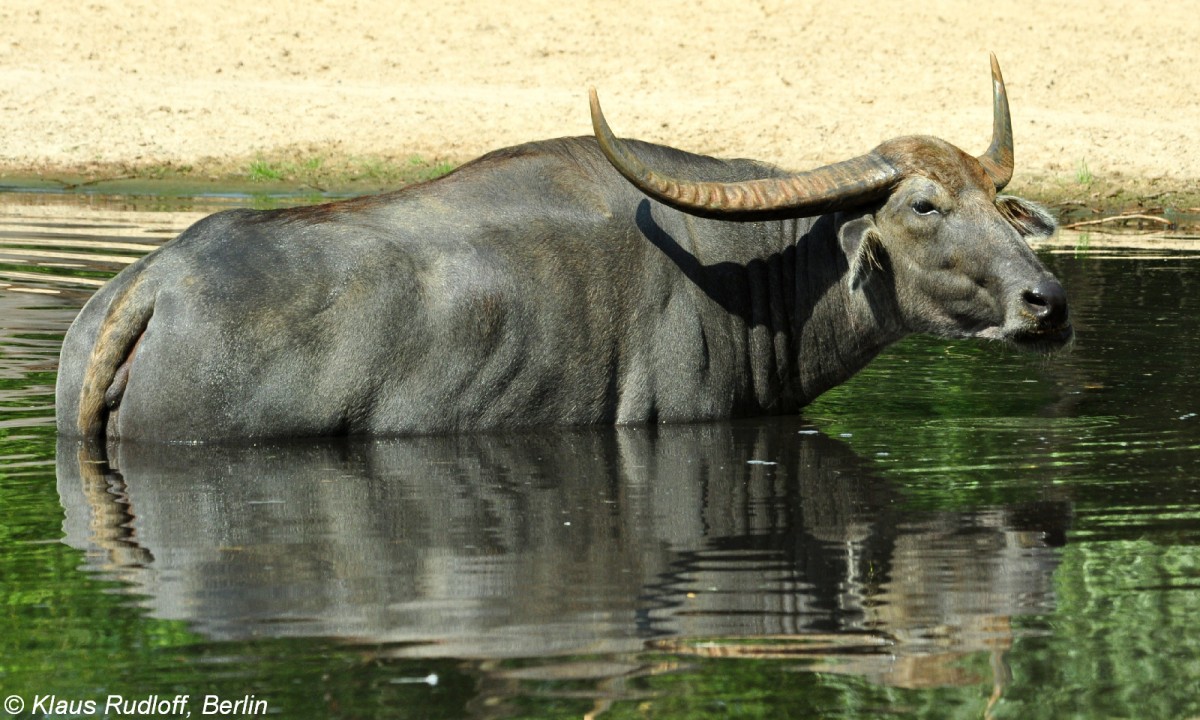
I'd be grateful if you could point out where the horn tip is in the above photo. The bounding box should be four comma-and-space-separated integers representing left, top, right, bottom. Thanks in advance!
589, 88, 603, 124
589, 88, 604, 123
989, 53, 1004, 84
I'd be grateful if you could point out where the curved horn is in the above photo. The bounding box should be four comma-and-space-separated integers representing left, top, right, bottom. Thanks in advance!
977, 53, 1014, 191
589, 89, 900, 218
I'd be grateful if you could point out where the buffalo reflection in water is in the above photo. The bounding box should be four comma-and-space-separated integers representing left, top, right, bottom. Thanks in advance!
57, 420, 1067, 691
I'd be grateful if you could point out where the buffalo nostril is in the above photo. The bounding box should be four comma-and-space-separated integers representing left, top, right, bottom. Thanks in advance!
1022, 279, 1069, 326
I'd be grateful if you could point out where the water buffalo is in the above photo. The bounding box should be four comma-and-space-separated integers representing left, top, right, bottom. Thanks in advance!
56, 55, 1071, 442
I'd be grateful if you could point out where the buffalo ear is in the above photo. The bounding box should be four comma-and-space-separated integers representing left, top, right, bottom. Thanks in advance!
997, 195, 1057, 239
838, 215, 885, 290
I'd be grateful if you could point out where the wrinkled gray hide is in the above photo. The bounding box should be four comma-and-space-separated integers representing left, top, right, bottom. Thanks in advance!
56, 138, 1068, 441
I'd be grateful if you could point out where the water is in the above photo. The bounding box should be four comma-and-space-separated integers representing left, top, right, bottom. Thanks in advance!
2, 194, 1199, 719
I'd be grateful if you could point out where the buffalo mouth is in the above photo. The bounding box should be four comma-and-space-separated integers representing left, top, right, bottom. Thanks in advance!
1009, 323, 1074, 353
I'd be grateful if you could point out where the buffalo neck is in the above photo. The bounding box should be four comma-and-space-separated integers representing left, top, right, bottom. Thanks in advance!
786, 215, 907, 405
630, 204, 906, 418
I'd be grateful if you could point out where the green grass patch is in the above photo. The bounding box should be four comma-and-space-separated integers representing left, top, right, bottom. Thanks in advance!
248, 158, 286, 182
237, 151, 456, 191
1074, 159, 1094, 187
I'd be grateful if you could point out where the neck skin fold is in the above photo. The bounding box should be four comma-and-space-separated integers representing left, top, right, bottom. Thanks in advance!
788, 217, 907, 406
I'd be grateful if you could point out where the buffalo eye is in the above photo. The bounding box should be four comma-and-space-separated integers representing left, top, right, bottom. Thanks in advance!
912, 199, 939, 216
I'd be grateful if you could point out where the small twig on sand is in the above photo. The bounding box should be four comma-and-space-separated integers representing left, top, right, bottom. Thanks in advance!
1063, 213, 1174, 230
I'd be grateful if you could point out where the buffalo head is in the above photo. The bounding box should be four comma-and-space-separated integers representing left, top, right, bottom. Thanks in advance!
590, 55, 1072, 353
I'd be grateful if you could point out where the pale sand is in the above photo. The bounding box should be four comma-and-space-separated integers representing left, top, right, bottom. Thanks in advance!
1, 0, 1195, 187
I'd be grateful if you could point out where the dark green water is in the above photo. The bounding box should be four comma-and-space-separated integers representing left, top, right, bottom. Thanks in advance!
2, 196, 1198, 719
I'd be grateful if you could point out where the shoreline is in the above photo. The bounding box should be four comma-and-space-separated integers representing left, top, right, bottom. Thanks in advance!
4, 153, 1199, 232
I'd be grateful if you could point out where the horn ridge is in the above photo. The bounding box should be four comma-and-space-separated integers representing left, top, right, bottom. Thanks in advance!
589, 88, 899, 219
978, 53, 1015, 191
